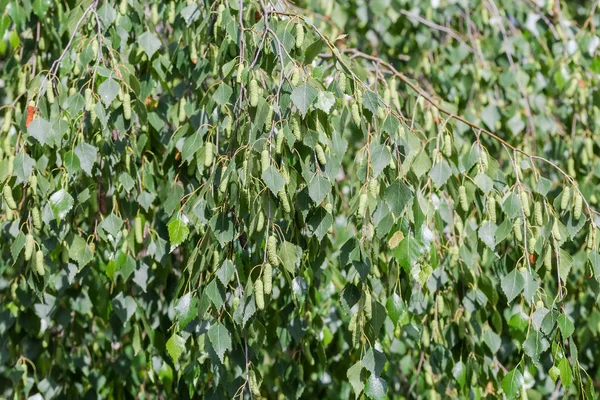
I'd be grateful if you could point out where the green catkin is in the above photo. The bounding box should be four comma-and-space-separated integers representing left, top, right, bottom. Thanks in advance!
276, 130, 284, 154
35, 250, 45, 276
178, 98, 187, 122
351, 103, 361, 126
119, 0, 127, 14
249, 79, 259, 107
520, 191, 530, 217
135, 216, 143, 244
315, 144, 327, 165
46, 81, 55, 104
535, 201, 543, 225
18, 71, 26, 94
369, 179, 378, 198
2, 109, 11, 132
6, 155, 13, 177
267, 235, 278, 266
262, 263, 272, 295
325, 202, 333, 214
123, 93, 131, 120
514, 218, 523, 242
586, 137, 594, 160
552, 219, 562, 241
3, 185, 17, 210
356, 89, 363, 106
528, 235, 536, 254
454, 214, 464, 233
291, 66, 301, 86
358, 193, 368, 217
85, 88, 93, 111
348, 310, 357, 332
255, 279, 265, 310
561, 186, 571, 210
256, 211, 265, 232
91, 39, 99, 56
574, 192, 582, 220
303, 342, 314, 365
32, 207, 42, 231
443, 134, 452, 157
488, 197, 496, 224
69, 87, 76, 97
544, 245, 552, 269
190, 42, 198, 63
567, 157, 575, 177
481, 150, 489, 169
62, 243, 70, 264
25, 234, 34, 261
151, 4, 159, 25
90, 104, 97, 123
424, 110, 433, 131
459, 185, 468, 212
292, 116, 302, 141
204, 141, 214, 167
437, 295, 445, 314
168, 1, 176, 24
236, 63, 244, 84
264, 105, 273, 132
219, 172, 229, 194
377, 107, 385, 120
212, 249, 220, 271
295, 23, 304, 49
279, 189, 291, 214
29, 174, 37, 196
249, 370, 261, 396
364, 292, 372, 319
339, 73, 346, 93
260, 149, 270, 173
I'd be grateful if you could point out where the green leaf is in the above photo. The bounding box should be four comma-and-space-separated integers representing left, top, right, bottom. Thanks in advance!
175, 293, 199, 330
501, 268, 525, 304
369, 143, 391, 178
308, 174, 331, 204
429, 160, 451, 188
478, 221, 497, 250
291, 83, 318, 117
112, 293, 137, 323
362, 90, 380, 114
98, 77, 120, 107
101, 213, 123, 237
168, 215, 190, 252
279, 241, 300, 273
483, 327, 501, 354
501, 368, 524, 400
208, 322, 232, 363
384, 180, 413, 216
347, 361, 364, 398
557, 313, 575, 338
74, 142, 97, 176
214, 83, 233, 106
138, 31, 162, 58
364, 375, 387, 400
262, 166, 285, 196
166, 333, 186, 364
13, 152, 34, 184
315, 91, 335, 113
49, 189, 74, 220
27, 118, 53, 146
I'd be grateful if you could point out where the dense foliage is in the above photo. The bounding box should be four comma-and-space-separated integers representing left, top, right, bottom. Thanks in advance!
1, 0, 600, 398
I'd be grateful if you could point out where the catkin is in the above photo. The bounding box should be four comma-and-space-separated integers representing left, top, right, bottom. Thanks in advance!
32, 207, 42, 231
261, 149, 270, 173
3, 185, 17, 210
544, 245, 552, 269
123, 93, 131, 120
364, 292, 372, 319
264, 105, 273, 132
292, 116, 302, 141
339, 73, 346, 93
369, 179, 378, 198
249, 370, 261, 396
2, 109, 12, 132
267, 235, 278, 266
295, 23, 304, 49
256, 211, 265, 233
178, 98, 186, 122
35, 250, 45, 276
351, 103, 361, 126
46, 81, 55, 104
535, 201, 543, 225
520, 191, 530, 217
459, 185, 468, 212
276, 130, 284, 154
236, 63, 244, 84
488, 197, 496, 224
443, 134, 452, 157
574, 192, 582, 220
212, 249, 220, 271
315, 144, 327, 165
552, 219, 562, 241
561, 186, 570, 211
358, 193, 368, 217
249, 79, 259, 107
135, 216, 143, 244
454, 214, 464, 233
279, 188, 291, 214
255, 279, 265, 310
204, 141, 214, 167
291, 66, 300, 86
514, 218, 523, 242
262, 263, 273, 295
25, 234, 34, 261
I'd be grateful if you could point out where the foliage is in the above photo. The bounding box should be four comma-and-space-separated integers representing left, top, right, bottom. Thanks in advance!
1, 0, 600, 398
